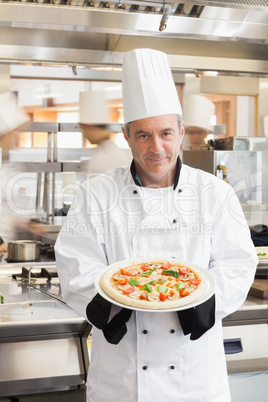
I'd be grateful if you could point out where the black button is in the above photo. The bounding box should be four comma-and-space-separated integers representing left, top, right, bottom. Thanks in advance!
173, 219, 177, 224
170, 329, 175, 334
133, 190, 138, 194
170, 365, 175, 370
143, 330, 148, 334
142, 366, 148, 370
178, 189, 182, 193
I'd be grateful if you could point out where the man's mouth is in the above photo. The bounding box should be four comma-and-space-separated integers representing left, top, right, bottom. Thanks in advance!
146, 154, 167, 162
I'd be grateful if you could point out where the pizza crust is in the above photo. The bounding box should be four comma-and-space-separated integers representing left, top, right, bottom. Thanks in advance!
100, 258, 208, 310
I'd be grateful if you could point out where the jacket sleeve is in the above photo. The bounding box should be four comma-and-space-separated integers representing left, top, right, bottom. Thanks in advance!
209, 184, 258, 321
55, 182, 108, 319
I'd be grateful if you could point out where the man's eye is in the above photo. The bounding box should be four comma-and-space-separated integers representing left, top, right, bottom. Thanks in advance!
138, 134, 148, 141
162, 132, 172, 137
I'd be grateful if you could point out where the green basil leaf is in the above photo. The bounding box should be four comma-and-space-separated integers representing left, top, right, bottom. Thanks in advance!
146, 284, 153, 293
129, 278, 139, 286
162, 270, 180, 278
158, 285, 168, 294
141, 268, 155, 277
140, 283, 153, 293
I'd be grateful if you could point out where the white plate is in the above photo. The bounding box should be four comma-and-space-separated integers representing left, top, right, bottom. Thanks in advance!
95, 258, 216, 313
256, 247, 268, 262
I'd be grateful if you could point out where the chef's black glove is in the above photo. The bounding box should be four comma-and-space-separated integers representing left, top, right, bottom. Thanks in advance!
177, 294, 215, 340
86, 293, 133, 345
102, 307, 133, 344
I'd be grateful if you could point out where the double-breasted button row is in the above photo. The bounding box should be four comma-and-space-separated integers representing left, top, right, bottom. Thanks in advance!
142, 365, 176, 370
142, 329, 175, 334
133, 188, 182, 194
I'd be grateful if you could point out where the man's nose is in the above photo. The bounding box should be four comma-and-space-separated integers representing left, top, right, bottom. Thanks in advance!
150, 135, 163, 153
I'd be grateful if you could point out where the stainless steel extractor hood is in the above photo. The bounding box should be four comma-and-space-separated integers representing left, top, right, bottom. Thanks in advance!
0, 0, 267, 74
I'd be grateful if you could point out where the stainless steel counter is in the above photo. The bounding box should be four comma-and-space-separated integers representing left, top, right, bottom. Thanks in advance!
223, 270, 268, 375
0, 263, 91, 398
223, 294, 268, 326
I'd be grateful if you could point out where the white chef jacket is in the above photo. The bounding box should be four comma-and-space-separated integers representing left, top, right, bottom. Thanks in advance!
55, 161, 258, 402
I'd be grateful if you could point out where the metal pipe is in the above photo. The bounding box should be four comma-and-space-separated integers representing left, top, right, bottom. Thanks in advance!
44, 132, 55, 224
35, 171, 43, 217
108, 0, 172, 31
159, 2, 171, 31
217, 164, 229, 183
53, 131, 58, 163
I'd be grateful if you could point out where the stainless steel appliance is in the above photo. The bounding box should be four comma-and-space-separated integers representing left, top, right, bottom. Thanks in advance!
223, 255, 268, 402
0, 263, 91, 399
7, 240, 41, 262
183, 140, 268, 399
182, 138, 268, 231
17, 122, 90, 226
223, 297, 268, 401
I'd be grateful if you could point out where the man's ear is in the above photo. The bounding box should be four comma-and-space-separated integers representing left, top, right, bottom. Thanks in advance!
181, 120, 185, 140
122, 126, 130, 146
179, 120, 185, 150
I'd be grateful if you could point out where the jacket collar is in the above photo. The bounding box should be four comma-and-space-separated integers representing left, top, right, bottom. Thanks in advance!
130, 156, 182, 191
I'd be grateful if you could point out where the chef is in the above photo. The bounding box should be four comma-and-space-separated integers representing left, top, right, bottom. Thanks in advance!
55, 48, 257, 402
79, 90, 130, 176
183, 94, 215, 150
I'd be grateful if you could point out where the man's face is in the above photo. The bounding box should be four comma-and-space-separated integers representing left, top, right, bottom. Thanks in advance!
122, 114, 184, 187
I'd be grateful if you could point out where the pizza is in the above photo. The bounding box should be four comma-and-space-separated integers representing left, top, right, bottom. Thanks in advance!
100, 258, 208, 310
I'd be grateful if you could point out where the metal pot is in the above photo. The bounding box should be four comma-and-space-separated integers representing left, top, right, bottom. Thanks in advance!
8, 240, 41, 262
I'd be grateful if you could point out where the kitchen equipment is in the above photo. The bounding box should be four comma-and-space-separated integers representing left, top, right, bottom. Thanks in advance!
223, 277, 268, 402
8, 240, 41, 262
16, 122, 89, 226
0, 264, 91, 399
223, 322, 268, 402
182, 143, 268, 230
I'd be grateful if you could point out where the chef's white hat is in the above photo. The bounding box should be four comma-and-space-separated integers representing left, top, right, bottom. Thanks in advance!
79, 91, 113, 144
122, 48, 182, 124
79, 91, 109, 124
184, 95, 215, 133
